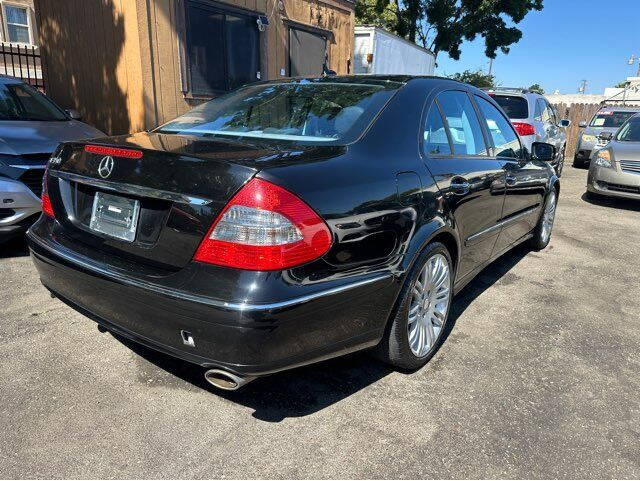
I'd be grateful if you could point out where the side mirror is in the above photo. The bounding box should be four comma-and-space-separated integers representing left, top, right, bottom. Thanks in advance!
579, 121, 587, 128
559, 119, 570, 127
65, 109, 82, 120
531, 142, 557, 162
598, 131, 613, 142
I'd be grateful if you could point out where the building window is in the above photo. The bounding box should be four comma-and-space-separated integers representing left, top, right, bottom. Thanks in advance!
3, 4, 31, 44
184, 1, 260, 98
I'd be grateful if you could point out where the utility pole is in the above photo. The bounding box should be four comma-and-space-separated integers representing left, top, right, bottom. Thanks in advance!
488, 58, 493, 76
578, 79, 587, 94
629, 54, 640, 77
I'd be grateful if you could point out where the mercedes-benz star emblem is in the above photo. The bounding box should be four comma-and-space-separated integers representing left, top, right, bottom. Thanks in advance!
97, 155, 114, 179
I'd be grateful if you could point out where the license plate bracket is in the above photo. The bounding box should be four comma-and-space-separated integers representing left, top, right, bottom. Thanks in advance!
89, 192, 140, 242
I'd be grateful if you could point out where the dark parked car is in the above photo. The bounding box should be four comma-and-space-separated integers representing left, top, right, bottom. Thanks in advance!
27, 76, 559, 390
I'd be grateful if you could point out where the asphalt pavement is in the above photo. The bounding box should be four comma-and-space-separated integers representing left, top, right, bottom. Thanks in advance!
1, 163, 639, 478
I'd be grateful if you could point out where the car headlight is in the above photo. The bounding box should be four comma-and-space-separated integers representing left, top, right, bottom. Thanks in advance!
593, 149, 614, 169
581, 134, 597, 144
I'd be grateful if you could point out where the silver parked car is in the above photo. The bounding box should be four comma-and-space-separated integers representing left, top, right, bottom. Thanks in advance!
0, 76, 105, 242
587, 113, 640, 200
574, 106, 640, 167
486, 87, 569, 176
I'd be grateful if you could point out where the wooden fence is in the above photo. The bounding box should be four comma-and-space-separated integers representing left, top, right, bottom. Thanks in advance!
552, 103, 601, 159
0, 44, 44, 91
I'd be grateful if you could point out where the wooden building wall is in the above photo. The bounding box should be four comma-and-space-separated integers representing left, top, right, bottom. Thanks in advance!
34, 0, 354, 135
34, 0, 146, 135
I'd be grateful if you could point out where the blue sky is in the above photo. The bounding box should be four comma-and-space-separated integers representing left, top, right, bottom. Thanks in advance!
434, 0, 640, 94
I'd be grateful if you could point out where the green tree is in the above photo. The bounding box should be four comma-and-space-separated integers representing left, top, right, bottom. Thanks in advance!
528, 83, 544, 94
615, 81, 630, 88
449, 69, 496, 88
355, 0, 399, 31
355, 0, 544, 60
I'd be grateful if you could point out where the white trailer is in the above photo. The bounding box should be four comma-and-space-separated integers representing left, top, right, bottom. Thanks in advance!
354, 26, 435, 76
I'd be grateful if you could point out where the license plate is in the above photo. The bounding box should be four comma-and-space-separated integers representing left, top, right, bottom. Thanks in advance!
89, 192, 140, 242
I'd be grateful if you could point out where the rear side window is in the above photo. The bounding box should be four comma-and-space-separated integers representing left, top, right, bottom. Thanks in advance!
423, 103, 451, 155
437, 91, 488, 156
491, 95, 528, 119
475, 96, 522, 159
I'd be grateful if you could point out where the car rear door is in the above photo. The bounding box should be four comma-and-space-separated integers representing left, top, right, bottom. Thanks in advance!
474, 95, 548, 252
422, 90, 506, 281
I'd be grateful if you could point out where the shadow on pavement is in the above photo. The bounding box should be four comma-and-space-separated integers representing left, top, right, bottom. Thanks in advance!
1, 234, 29, 258
581, 192, 640, 212
109, 244, 530, 422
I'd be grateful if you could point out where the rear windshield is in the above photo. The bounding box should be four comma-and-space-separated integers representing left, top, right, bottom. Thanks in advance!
0, 82, 67, 121
616, 117, 640, 141
156, 81, 401, 145
490, 95, 529, 119
590, 111, 636, 128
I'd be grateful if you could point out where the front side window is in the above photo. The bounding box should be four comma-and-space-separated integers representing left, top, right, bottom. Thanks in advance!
156, 80, 400, 146
616, 117, 640, 141
184, 2, 259, 97
4, 4, 30, 44
535, 99, 550, 122
423, 102, 451, 155
0, 82, 67, 121
436, 91, 487, 156
475, 96, 522, 159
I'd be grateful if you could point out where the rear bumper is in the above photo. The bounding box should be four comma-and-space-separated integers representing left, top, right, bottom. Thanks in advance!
27, 224, 398, 376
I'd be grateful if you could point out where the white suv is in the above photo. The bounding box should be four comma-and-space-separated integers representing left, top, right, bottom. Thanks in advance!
484, 88, 569, 176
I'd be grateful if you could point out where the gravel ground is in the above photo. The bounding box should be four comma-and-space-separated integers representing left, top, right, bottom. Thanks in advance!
1, 164, 639, 479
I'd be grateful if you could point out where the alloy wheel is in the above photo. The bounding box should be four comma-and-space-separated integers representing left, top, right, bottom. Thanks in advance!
541, 191, 557, 243
407, 253, 451, 357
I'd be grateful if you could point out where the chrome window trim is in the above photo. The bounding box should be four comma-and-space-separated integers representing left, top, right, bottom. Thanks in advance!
465, 205, 540, 245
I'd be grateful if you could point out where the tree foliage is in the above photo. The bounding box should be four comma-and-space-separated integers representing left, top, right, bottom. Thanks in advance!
528, 83, 544, 94
449, 69, 496, 88
355, 0, 544, 60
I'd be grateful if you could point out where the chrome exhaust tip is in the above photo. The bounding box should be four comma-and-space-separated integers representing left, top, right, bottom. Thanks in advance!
204, 369, 255, 391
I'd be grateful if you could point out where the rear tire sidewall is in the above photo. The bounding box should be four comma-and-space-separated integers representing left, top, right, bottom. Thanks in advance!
530, 189, 556, 250
376, 242, 454, 371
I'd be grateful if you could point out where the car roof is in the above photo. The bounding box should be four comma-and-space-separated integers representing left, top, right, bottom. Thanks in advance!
255, 74, 475, 89
597, 105, 640, 112
0, 75, 25, 85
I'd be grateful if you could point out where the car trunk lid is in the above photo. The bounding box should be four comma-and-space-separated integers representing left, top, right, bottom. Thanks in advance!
46, 133, 269, 270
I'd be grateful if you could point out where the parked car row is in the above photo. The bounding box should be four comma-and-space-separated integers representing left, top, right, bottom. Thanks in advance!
587, 112, 640, 200
573, 106, 640, 167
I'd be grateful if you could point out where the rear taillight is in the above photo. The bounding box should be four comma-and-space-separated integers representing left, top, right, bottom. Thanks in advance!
194, 178, 332, 270
41, 166, 54, 218
512, 122, 536, 137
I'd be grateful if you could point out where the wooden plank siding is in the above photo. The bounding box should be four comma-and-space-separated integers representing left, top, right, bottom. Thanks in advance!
552, 103, 602, 159
35, 0, 354, 135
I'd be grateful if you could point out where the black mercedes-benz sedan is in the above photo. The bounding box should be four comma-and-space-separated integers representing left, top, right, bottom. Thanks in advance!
27, 76, 559, 390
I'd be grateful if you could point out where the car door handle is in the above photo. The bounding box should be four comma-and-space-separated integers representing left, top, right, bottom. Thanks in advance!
450, 178, 470, 194
506, 175, 517, 185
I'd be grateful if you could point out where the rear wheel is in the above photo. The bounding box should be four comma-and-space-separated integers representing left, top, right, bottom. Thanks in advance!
374, 242, 453, 370
529, 189, 557, 250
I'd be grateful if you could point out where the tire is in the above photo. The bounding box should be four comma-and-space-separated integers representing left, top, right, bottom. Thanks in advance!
556, 147, 565, 177
529, 189, 557, 250
373, 242, 453, 370
573, 157, 584, 168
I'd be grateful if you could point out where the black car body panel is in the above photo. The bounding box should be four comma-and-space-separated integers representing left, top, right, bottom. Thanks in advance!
27, 76, 558, 377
